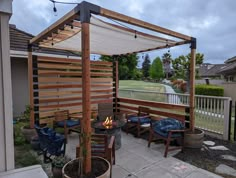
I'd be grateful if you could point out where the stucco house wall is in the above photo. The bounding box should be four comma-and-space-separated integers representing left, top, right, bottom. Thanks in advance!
11, 57, 29, 117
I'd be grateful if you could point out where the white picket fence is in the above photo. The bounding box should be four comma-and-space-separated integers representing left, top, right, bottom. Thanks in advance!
119, 89, 232, 140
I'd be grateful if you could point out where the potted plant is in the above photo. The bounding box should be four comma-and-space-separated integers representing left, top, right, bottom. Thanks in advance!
52, 156, 70, 178
20, 105, 37, 142
62, 131, 111, 178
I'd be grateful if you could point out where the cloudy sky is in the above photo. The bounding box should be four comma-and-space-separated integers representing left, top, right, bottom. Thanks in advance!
10, 0, 236, 64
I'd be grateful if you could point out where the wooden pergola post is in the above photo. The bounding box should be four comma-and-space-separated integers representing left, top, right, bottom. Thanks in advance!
81, 18, 92, 175
28, 45, 34, 129
189, 38, 196, 132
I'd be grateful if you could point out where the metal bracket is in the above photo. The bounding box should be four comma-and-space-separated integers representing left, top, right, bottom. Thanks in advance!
79, 1, 100, 23
190, 37, 197, 49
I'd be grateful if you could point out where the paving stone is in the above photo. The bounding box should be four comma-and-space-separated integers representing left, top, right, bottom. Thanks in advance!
116, 149, 153, 173
112, 165, 136, 178
203, 141, 215, 146
221, 155, 236, 161
215, 164, 236, 177
157, 157, 196, 177
128, 145, 164, 163
186, 170, 223, 178
135, 164, 179, 178
209, 146, 229, 151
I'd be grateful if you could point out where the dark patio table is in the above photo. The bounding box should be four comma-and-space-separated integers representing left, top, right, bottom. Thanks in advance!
92, 120, 125, 150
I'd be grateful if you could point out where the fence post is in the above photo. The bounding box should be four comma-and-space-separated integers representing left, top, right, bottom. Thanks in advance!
228, 100, 232, 140
223, 98, 231, 140
234, 101, 236, 141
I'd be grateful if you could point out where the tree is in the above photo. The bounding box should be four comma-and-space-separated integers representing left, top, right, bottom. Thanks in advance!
172, 52, 204, 79
149, 57, 164, 81
100, 54, 139, 80
142, 54, 151, 78
162, 52, 172, 79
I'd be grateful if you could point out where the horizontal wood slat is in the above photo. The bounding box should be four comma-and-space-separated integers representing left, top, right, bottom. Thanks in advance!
38, 90, 82, 97
37, 77, 113, 83
118, 97, 187, 111
38, 84, 82, 89
38, 63, 82, 70
39, 102, 82, 110
38, 56, 82, 64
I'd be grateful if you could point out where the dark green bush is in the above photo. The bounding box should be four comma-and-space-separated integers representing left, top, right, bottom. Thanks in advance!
195, 84, 224, 96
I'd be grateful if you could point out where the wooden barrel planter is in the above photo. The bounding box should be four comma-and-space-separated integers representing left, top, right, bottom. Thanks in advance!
184, 128, 204, 148
62, 157, 110, 178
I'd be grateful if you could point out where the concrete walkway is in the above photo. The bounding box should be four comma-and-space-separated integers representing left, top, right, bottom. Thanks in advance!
66, 132, 222, 178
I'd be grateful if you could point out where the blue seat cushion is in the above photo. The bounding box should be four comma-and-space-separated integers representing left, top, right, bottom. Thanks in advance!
57, 120, 80, 127
153, 118, 184, 138
128, 115, 151, 124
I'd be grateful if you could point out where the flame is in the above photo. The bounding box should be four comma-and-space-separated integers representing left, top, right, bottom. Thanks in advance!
103, 116, 113, 128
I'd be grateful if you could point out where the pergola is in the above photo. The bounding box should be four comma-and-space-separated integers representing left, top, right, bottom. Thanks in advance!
29, 1, 196, 173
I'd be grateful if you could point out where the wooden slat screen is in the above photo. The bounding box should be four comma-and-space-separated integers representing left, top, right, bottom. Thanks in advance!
32, 56, 115, 124
117, 97, 190, 128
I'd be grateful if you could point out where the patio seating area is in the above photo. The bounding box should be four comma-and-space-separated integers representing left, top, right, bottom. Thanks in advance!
65, 131, 222, 178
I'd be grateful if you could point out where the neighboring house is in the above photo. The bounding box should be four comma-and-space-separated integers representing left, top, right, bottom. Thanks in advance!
218, 56, 236, 82
198, 63, 225, 79
9, 24, 79, 117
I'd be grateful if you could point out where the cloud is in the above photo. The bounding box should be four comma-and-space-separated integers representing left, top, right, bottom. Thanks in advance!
10, 0, 236, 64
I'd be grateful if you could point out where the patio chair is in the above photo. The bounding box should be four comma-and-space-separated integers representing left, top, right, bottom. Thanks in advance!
35, 125, 66, 163
125, 106, 151, 137
76, 134, 115, 178
148, 118, 185, 157
97, 102, 123, 121
54, 110, 80, 142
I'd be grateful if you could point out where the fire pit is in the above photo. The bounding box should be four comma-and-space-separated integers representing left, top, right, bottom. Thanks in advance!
92, 117, 125, 150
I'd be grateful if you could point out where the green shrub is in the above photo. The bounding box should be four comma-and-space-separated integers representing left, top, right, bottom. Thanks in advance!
195, 84, 224, 96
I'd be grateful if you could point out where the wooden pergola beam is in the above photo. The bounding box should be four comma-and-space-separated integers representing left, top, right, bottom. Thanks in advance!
30, 6, 80, 44
100, 7, 192, 41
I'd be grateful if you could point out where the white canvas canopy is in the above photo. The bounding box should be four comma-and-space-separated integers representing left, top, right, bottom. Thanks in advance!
39, 16, 177, 55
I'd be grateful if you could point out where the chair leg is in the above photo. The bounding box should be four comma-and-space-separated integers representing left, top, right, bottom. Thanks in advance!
125, 123, 129, 134
164, 137, 171, 157
112, 141, 115, 165
181, 135, 184, 153
137, 124, 140, 137
148, 131, 153, 147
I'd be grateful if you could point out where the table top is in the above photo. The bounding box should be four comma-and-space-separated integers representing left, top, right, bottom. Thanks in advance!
92, 120, 125, 130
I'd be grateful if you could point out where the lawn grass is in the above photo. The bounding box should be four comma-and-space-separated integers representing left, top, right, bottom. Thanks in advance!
119, 80, 165, 91
119, 80, 166, 102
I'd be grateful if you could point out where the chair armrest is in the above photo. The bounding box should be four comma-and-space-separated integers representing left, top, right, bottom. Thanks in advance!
108, 136, 115, 149
138, 115, 151, 119
126, 112, 137, 117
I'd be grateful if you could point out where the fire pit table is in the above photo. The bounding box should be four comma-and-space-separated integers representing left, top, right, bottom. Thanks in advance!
92, 119, 125, 150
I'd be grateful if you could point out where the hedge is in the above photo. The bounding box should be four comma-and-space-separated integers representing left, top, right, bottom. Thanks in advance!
195, 84, 224, 96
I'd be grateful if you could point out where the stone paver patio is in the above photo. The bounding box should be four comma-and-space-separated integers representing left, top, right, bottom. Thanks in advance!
66, 132, 223, 178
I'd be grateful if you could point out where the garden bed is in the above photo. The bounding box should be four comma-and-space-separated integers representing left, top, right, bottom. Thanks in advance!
174, 135, 236, 178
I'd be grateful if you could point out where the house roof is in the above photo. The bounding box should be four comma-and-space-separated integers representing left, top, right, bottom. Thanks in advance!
224, 56, 236, 64
218, 62, 236, 75
9, 24, 79, 57
199, 64, 226, 77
